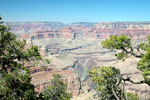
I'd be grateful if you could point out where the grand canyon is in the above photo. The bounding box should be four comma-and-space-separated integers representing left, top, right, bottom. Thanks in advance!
5, 22, 150, 99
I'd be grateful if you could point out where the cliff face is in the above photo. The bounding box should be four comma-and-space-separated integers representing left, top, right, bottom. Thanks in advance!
6, 22, 150, 40
10, 22, 150, 99
95, 22, 150, 29
31, 67, 82, 96
5, 22, 65, 34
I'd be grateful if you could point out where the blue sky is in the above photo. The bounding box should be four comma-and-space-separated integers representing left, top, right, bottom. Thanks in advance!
0, 0, 150, 23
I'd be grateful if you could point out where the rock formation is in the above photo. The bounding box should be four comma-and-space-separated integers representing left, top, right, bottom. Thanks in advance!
31, 66, 82, 96
5, 22, 150, 41
9, 21, 150, 99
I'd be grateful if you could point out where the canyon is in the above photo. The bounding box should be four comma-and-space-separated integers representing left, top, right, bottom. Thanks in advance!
7, 22, 150, 99
6, 22, 150, 40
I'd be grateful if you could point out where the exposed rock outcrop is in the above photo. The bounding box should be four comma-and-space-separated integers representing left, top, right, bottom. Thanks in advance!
31, 67, 82, 96
6, 22, 150, 41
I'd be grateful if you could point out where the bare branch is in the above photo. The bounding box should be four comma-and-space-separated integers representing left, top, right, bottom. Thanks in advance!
121, 46, 143, 58
111, 85, 120, 100
122, 77, 146, 85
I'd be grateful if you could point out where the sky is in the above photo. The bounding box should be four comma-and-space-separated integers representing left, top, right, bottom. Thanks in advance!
0, 0, 150, 23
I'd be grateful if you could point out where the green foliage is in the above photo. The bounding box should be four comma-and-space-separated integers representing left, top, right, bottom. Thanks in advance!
102, 35, 131, 50
127, 92, 139, 100
137, 48, 150, 84
0, 16, 72, 100
0, 16, 41, 100
89, 34, 150, 99
102, 34, 150, 86
115, 52, 128, 61
45, 58, 50, 64
42, 74, 72, 100
89, 66, 126, 100
102, 35, 132, 61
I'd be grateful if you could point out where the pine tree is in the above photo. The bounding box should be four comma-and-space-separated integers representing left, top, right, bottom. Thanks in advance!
0, 16, 41, 100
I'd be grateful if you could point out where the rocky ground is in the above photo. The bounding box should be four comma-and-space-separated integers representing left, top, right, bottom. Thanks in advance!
8, 21, 150, 99
25, 37, 150, 99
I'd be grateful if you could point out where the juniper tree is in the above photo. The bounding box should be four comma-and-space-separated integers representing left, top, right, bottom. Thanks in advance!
42, 74, 72, 100
0, 16, 41, 100
89, 34, 150, 100
0, 16, 72, 100
102, 34, 150, 85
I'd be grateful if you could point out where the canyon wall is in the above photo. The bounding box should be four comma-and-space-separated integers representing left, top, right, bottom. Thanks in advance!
9, 22, 150, 98
31, 67, 82, 96
6, 22, 150, 40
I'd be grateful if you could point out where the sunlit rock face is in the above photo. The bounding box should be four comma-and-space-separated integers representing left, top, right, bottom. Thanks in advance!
9, 22, 150, 98
6, 22, 150, 41
31, 67, 82, 96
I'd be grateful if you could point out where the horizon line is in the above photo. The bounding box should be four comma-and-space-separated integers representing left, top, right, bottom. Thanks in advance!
5, 21, 150, 24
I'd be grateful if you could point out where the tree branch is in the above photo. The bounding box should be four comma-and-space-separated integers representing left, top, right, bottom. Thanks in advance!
121, 46, 143, 58
122, 77, 146, 85
111, 85, 120, 100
